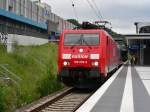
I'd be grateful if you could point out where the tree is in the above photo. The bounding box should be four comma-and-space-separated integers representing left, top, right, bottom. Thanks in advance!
67, 19, 81, 28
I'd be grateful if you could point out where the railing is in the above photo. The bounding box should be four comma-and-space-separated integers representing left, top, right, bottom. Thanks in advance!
0, 32, 8, 47
0, 23, 48, 39
0, 64, 21, 85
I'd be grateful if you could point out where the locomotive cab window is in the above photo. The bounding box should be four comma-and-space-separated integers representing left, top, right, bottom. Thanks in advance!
64, 33, 100, 46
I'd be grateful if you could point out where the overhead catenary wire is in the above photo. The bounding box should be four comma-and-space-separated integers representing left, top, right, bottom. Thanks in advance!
92, 0, 104, 20
86, 0, 112, 28
68, 0, 111, 28
85, 0, 102, 21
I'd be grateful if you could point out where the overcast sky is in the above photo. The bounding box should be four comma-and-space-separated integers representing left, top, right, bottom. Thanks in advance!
42, 0, 150, 34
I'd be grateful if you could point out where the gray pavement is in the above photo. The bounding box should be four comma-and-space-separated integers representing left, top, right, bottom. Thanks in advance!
90, 65, 150, 112
91, 66, 128, 112
132, 67, 150, 112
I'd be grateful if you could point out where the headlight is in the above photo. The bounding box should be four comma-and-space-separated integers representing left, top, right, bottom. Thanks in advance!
63, 61, 70, 66
92, 61, 99, 66
62, 54, 71, 59
90, 54, 100, 59
94, 62, 99, 66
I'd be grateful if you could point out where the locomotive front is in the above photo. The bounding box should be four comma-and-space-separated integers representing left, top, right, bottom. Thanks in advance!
58, 30, 102, 88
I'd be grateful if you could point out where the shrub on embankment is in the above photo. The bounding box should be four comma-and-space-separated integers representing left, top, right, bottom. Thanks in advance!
0, 43, 63, 112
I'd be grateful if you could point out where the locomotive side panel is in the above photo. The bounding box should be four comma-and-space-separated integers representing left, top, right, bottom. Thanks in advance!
99, 32, 107, 76
106, 35, 120, 73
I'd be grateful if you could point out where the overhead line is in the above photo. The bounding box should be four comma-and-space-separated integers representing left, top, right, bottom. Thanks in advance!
85, 0, 102, 20
92, 0, 104, 20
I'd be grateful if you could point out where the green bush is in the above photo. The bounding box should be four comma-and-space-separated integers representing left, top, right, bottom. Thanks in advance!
37, 65, 63, 96
0, 84, 17, 112
0, 43, 64, 111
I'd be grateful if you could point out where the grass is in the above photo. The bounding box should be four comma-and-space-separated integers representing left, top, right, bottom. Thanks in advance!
0, 43, 64, 112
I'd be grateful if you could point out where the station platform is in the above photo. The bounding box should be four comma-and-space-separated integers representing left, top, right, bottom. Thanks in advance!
76, 64, 150, 112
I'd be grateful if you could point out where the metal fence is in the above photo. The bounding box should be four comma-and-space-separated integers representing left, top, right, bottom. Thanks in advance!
0, 32, 8, 47
0, 23, 48, 39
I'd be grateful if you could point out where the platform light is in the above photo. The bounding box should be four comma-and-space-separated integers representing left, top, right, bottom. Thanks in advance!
62, 54, 71, 59
90, 54, 100, 59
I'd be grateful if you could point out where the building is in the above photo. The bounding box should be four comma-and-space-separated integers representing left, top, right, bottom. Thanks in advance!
125, 22, 150, 65
135, 22, 150, 34
0, 0, 76, 39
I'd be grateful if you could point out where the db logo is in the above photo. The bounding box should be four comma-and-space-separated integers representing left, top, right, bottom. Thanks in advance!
71, 54, 88, 59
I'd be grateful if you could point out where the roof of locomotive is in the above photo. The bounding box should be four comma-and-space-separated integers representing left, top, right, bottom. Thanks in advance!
62, 29, 106, 34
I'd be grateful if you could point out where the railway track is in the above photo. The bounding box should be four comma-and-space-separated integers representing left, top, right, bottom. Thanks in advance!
17, 65, 122, 112
18, 87, 95, 112
40, 89, 93, 112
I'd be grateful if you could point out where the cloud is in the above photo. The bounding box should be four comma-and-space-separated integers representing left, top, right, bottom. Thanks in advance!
42, 0, 150, 34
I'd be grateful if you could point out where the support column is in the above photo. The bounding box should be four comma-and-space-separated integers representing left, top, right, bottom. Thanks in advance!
6, 0, 9, 11
140, 40, 144, 65
24, 0, 27, 17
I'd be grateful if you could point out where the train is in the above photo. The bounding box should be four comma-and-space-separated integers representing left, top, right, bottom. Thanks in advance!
58, 29, 121, 88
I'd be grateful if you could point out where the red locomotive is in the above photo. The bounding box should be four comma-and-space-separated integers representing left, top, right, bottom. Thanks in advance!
58, 29, 120, 88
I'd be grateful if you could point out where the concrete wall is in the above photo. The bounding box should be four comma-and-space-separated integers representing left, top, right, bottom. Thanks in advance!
8, 34, 48, 45
6, 34, 48, 52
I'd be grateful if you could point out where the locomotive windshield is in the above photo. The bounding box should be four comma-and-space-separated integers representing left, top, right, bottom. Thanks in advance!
64, 34, 99, 46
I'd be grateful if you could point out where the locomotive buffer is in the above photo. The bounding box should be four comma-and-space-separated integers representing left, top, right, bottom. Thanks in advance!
76, 63, 150, 112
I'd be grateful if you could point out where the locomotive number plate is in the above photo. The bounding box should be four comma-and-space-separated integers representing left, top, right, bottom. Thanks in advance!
74, 61, 88, 64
